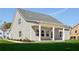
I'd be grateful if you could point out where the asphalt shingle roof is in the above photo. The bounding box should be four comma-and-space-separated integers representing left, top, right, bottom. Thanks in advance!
17, 8, 63, 25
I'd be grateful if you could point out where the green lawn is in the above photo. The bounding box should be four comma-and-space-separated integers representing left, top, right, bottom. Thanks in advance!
65, 40, 79, 43
0, 39, 79, 51
0, 39, 14, 44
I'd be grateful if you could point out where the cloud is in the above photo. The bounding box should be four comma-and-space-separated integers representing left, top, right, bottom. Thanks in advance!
50, 8, 68, 15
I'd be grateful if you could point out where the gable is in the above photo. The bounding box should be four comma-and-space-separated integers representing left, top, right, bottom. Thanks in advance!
71, 24, 79, 30
70, 24, 79, 34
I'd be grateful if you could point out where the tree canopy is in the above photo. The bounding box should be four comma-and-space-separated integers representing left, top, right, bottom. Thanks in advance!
2, 22, 11, 31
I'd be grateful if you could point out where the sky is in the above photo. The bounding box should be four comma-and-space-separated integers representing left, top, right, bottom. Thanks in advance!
0, 8, 79, 27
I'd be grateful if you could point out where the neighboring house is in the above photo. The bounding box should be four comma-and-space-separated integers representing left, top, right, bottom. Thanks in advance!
70, 24, 79, 40
10, 8, 70, 41
0, 26, 4, 38
4, 29, 11, 39
1, 22, 12, 39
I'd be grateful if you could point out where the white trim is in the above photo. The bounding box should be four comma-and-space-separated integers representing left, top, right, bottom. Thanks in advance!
62, 28, 65, 40
52, 26, 55, 40
39, 25, 41, 41
30, 27, 31, 40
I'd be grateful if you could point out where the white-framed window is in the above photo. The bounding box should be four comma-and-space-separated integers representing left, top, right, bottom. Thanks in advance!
36, 29, 45, 37
46, 31, 49, 37
19, 31, 22, 37
60, 31, 62, 37
18, 19, 21, 24
36, 29, 39, 36
41, 30, 44, 37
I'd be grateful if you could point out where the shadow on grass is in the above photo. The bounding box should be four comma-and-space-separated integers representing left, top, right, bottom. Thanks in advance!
0, 43, 79, 51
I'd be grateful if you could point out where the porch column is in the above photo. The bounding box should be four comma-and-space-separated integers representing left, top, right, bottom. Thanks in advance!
52, 26, 55, 40
30, 27, 31, 40
62, 28, 65, 40
39, 25, 41, 41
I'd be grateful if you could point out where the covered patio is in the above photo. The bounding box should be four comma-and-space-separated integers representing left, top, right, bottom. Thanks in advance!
32, 22, 65, 41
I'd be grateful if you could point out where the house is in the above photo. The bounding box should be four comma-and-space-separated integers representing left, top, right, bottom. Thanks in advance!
0, 26, 4, 38
70, 24, 79, 40
4, 29, 11, 39
10, 8, 70, 41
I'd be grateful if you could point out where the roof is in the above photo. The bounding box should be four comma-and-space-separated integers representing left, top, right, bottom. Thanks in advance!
71, 23, 79, 29
63, 25, 71, 29
17, 8, 63, 25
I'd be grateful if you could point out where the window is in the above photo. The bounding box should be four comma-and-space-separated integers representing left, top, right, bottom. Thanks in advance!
70, 37, 73, 39
19, 31, 22, 37
0, 33, 2, 35
75, 30, 77, 33
46, 31, 49, 37
36, 29, 39, 36
74, 36, 76, 39
41, 30, 44, 36
36, 29, 45, 37
51, 32, 53, 38
60, 32, 62, 37
18, 19, 21, 24
70, 36, 76, 39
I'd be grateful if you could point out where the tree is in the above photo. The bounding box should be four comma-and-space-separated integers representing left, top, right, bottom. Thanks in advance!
2, 22, 11, 31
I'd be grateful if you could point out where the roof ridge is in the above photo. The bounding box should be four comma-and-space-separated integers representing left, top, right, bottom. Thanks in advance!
17, 8, 53, 18
72, 23, 79, 29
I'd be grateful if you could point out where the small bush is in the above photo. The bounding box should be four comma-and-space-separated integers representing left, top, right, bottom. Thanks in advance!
9, 38, 34, 42
22, 39, 34, 42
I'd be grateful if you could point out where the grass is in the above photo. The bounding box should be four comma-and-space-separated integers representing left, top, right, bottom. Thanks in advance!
65, 40, 79, 43
0, 39, 79, 51
0, 39, 14, 44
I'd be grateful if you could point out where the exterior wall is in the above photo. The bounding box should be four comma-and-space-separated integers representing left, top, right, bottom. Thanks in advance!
30, 26, 39, 41
64, 29, 70, 40
10, 11, 30, 40
10, 10, 39, 41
